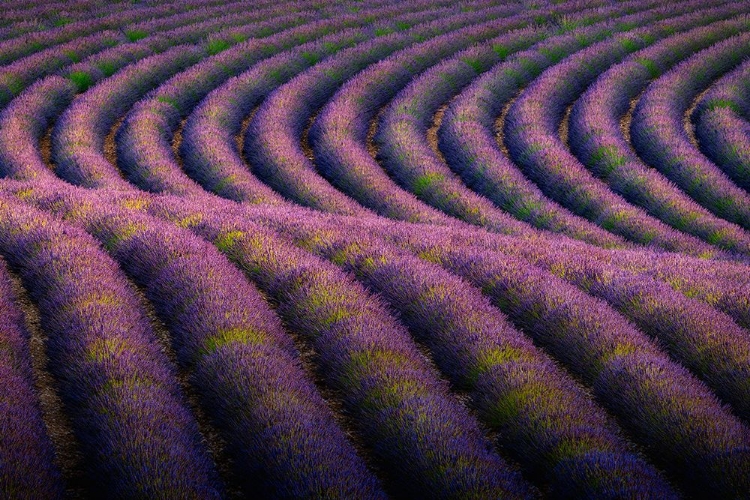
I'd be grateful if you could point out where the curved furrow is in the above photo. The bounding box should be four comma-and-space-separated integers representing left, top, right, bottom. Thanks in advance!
315, 209, 750, 345
0, 257, 65, 499
0, 21, 46, 42
278, 212, 750, 496
503, 1, 738, 257
99, 1, 451, 200
694, 58, 750, 192
1, 260, 88, 498
238, 208, 676, 498
568, 15, 750, 256
630, 32, 750, 229
0, 25, 402, 490
127, 2, 409, 200
0, 0, 190, 28
116, 9, 329, 198
2, 1, 750, 496
372, 218, 750, 421
8, 181, 538, 499
202, 203, 749, 498
394, 237, 750, 498
0, 77, 77, 182
442, 1, 731, 253
121, 1, 326, 52
309, 6, 579, 226
0, 22, 246, 181
444, 218, 750, 332
180, 29, 368, 205
147, 196, 539, 499
288, 205, 750, 331
244, 4, 521, 216
117, 0, 291, 43
370, 1, 661, 247
0, 196, 224, 498
0, 37, 191, 183
40, 3, 340, 189
182, 3, 462, 207
0, 4, 325, 186
438, 0, 735, 255
375, 37, 629, 244
52, 45, 205, 190
6, 183, 386, 499
0, 0, 228, 66
0, 30, 128, 109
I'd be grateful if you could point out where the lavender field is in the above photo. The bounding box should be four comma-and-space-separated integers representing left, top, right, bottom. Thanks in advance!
0, 0, 749, 498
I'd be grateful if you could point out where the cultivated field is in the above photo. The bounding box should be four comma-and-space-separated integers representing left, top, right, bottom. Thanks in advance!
0, 0, 749, 498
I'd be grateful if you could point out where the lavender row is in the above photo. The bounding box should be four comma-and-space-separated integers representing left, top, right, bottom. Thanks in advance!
67, 1, 440, 197
52, 45, 205, 190
0, 9, 311, 186
0, 0, 205, 65
440, 0, 718, 251
203, 0, 399, 48
0, 1, 302, 110
1, 5, 317, 185
177, 0, 458, 206
244, 208, 676, 498
173, 0, 459, 202
0, 77, 77, 182
309, 6, 567, 226
386, 214, 750, 336
6, 182, 384, 498
119, 0, 289, 42
179, 28, 369, 203
360, 212, 750, 418
393, 216, 750, 419
0, 0, 296, 69
694, 59, 750, 192
9, 180, 536, 498
412, 245, 750, 497
372, 2, 650, 246
0, 0, 169, 27
569, 15, 750, 256
121, 9, 391, 199
146, 197, 537, 499
243, 3, 520, 216
631, 31, 750, 230
0, 30, 123, 108
497, 233, 750, 332
48, 4, 305, 93
116, 8, 332, 199
503, 1, 735, 256
0, 258, 65, 499
436, 0, 709, 244
123, 2, 323, 51
313, 214, 750, 497
0, 38, 189, 182
0, 195, 223, 498
0, 20, 44, 43
695, 56, 750, 119
0, 0, 280, 52
63, 43, 160, 92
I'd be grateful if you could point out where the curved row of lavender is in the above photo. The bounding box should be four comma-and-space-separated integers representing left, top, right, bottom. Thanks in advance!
243, 3, 523, 216
568, 15, 750, 255
502, 0, 744, 257
693, 57, 750, 193
0, 257, 64, 499
243, 206, 749, 497
0, 195, 224, 499
0, 0, 749, 498
367, 0, 665, 245
630, 31, 750, 229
